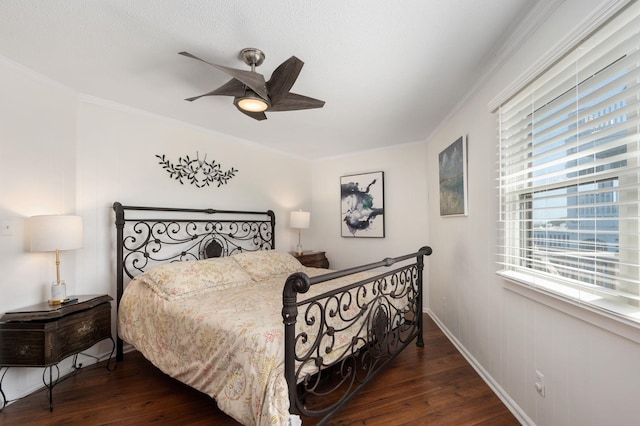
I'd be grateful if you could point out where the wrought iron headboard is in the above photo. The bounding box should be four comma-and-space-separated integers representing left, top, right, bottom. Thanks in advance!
113, 201, 275, 360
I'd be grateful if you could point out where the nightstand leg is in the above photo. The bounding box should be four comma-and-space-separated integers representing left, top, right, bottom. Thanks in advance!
0, 367, 8, 412
71, 337, 117, 372
106, 336, 117, 371
42, 364, 60, 412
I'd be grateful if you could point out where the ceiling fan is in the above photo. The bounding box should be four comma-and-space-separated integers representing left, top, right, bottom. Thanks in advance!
179, 48, 325, 121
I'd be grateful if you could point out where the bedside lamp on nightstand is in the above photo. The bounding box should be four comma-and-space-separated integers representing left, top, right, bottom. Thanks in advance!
29, 214, 83, 305
290, 210, 310, 255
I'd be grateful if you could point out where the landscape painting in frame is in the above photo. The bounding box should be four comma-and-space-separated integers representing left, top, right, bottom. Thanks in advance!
341, 171, 385, 237
439, 136, 468, 216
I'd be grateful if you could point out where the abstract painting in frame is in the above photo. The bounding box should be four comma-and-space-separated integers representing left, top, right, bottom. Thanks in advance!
439, 136, 468, 216
341, 171, 385, 237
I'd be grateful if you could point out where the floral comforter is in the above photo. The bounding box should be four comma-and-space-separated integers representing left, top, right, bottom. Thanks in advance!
118, 250, 357, 425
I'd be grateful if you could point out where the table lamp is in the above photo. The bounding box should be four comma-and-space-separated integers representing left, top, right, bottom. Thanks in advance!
290, 210, 310, 255
29, 214, 83, 305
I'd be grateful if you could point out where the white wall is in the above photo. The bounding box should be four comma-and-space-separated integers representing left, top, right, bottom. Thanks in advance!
424, 0, 640, 424
74, 99, 312, 297
311, 142, 429, 270
0, 58, 311, 403
4, 1, 639, 422
0, 59, 78, 307
0, 58, 80, 401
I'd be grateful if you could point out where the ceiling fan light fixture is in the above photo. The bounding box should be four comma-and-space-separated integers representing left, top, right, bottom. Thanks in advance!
234, 90, 269, 112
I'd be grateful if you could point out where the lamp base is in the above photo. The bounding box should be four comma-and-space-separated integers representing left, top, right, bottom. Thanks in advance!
296, 244, 304, 256
49, 280, 67, 305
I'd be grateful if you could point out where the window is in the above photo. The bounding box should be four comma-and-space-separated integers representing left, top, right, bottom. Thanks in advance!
498, 0, 640, 323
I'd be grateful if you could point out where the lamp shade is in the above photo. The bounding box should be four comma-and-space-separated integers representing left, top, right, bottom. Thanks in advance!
290, 211, 310, 229
29, 215, 83, 252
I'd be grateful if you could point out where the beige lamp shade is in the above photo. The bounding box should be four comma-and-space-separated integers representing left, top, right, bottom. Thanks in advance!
290, 210, 310, 255
290, 211, 310, 229
29, 215, 83, 252
29, 214, 83, 303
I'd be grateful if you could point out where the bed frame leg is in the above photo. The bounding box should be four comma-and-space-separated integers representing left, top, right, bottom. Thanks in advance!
416, 246, 430, 348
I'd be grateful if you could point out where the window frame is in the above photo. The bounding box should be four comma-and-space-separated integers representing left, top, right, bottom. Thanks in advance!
496, 0, 640, 333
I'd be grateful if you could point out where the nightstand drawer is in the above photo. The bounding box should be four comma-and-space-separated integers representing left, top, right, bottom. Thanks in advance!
0, 331, 43, 365
54, 302, 112, 361
0, 302, 111, 367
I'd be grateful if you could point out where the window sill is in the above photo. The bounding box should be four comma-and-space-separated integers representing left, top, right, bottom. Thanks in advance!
497, 270, 640, 344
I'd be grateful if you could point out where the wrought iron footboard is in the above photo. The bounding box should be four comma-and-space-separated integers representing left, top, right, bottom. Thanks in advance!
282, 246, 432, 424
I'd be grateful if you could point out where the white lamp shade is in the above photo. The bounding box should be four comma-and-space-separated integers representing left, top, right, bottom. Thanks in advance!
29, 215, 83, 252
290, 211, 310, 229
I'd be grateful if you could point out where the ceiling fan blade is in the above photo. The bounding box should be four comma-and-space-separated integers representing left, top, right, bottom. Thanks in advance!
185, 92, 214, 102
185, 79, 245, 101
179, 51, 219, 67
236, 107, 268, 121
267, 56, 304, 106
178, 52, 219, 66
179, 51, 269, 101
268, 92, 325, 111
209, 78, 246, 96
211, 64, 269, 100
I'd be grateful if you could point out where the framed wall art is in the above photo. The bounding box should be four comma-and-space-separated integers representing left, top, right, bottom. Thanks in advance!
340, 171, 385, 237
439, 136, 468, 216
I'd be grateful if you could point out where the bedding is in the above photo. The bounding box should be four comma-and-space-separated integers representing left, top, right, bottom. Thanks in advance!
113, 203, 430, 425
118, 251, 377, 425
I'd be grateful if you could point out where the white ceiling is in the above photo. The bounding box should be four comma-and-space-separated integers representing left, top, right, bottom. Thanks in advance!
0, 0, 537, 160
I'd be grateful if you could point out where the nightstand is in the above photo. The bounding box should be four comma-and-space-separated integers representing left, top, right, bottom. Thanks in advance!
292, 251, 330, 268
0, 294, 114, 411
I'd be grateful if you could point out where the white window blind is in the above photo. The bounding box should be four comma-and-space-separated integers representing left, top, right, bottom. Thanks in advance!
498, 0, 640, 322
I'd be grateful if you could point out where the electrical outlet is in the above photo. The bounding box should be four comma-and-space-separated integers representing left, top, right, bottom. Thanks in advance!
0, 220, 11, 236
535, 370, 545, 397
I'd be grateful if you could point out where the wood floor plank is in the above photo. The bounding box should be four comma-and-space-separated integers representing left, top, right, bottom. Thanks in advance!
0, 315, 519, 425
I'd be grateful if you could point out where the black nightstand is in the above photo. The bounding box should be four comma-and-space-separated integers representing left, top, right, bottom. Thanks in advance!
0, 294, 114, 411
292, 251, 330, 268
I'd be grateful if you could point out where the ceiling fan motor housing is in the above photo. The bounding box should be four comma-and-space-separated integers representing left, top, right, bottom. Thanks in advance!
240, 48, 265, 68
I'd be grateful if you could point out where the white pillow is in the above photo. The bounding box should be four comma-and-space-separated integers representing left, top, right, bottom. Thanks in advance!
137, 256, 253, 300
231, 250, 304, 281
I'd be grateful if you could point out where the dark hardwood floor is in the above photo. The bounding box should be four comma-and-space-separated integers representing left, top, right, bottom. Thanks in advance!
0, 315, 519, 425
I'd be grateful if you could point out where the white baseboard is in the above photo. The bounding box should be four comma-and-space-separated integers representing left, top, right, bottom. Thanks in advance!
426, 309, 534, 426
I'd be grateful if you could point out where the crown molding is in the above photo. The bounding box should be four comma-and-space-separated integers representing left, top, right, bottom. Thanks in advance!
488, 0, 632, 112
422, 0, 564, 146
491, 0, 564, 66
0, 54, 77, 96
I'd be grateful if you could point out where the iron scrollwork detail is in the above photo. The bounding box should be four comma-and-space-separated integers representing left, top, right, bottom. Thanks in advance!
121, 219, 273, 278
156, 152, 238, 188
289, 263, 423, 419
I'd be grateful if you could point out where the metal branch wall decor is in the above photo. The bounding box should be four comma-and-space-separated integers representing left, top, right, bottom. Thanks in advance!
155, 152, 238, 188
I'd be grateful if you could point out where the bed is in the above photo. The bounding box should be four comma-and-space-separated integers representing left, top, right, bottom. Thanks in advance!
113, 202, 432, 425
